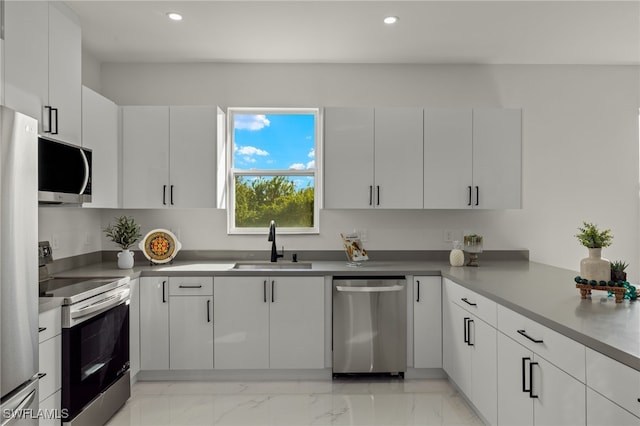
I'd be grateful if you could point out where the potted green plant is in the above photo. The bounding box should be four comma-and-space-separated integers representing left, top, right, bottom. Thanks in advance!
610, 260, 629, 282
575, 221, 613, 283
104, 216, 142, 269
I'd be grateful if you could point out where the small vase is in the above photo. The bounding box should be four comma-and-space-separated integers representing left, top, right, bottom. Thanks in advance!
580, 248, 610, 282
117, 249, 135, 269
450, 241, 465, 267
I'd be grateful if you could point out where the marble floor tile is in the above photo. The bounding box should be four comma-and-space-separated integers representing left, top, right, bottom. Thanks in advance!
106, 379, 482, 426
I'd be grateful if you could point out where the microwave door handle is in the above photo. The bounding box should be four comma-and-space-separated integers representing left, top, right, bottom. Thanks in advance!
79, 149, 90, 195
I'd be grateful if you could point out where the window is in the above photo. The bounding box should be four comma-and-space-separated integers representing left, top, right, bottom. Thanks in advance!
227, 108, 320, 234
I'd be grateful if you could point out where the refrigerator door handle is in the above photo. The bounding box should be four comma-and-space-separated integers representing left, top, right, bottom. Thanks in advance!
0, 389, 37, 426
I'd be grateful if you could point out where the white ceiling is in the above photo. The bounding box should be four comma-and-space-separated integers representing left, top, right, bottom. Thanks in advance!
66, 1, 640, 65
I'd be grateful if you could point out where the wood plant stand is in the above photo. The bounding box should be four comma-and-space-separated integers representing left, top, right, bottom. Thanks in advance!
576, 283, 627, 303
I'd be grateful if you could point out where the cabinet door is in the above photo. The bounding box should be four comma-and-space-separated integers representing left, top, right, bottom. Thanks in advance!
587, 388, 640, 426
169, 106, 217, 208
423, 108, 473, 208
139, 277, 169, 370
4, 0, 49, 127
533, 355, 586, 426
442, 299, 471, 395
323, 107, 374, 209
269, 276, 324, 369
373, 108, 423, 209
122, 106, 170, 208
413, 276, 442, 368
39, 390, 61, 426
169, 295, 214, 370
497, 332, 534, 426
48, 2, 82, 146
472, 108, 522, 209
82, 87, 119, 208
129, 278, 140, 378
214, 277, 269, 369
470, 318, 497, 426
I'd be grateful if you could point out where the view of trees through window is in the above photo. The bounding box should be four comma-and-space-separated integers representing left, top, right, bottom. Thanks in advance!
229, 109, 319, 232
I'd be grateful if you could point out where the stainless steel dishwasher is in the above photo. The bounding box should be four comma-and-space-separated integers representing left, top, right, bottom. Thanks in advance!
332, 276, 407, 376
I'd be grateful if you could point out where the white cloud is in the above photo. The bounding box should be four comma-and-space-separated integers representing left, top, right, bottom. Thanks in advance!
289, 163, 305, 170
308, 148, 315, 159
234, 114, 270, 131
306, 160, 315, 169
236, 146, 269, 156
243, 156, 256, 163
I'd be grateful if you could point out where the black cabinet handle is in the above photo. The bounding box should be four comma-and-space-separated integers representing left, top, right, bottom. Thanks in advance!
468, 186, 472, 206
38, 327, 47, 333
376, 186, 380, 206
463, 317, 470, 344
206, 299, 211, 323
467, 319, 474, 346
178, 285, 202, 289
522, 357, 530, 393
517, 329, 544, 344
38, 373, 47, 379
52, 107, 59, 135
475, 186, 479, 206
416, 280, 420, 302
529, 361, 539, 398
162, 280, 166, 303
162, 185, 167, 205
461, 297, 477, 307
44, 106, 53, 133
271, 280, 275, 303
263, 280, 267, 303
170, 185, 174, 205
369, 186, 373, 206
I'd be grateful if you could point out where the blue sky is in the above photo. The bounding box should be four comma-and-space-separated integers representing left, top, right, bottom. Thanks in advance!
233, 113, 315, 171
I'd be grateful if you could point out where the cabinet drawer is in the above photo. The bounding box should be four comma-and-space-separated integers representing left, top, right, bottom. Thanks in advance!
497, 305, 585, 382
38, 308, 61, 343
169, 277, 213, 296
587, 347, 640, 417
39, 390, 62, 426
38, 334, 61, 402
444, 278, 496, 327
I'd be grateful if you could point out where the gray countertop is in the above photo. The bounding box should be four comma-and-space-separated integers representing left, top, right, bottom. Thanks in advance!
41, 259, 640, 371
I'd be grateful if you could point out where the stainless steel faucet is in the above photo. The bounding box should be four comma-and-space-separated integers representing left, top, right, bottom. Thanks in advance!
268, 220, 284, 262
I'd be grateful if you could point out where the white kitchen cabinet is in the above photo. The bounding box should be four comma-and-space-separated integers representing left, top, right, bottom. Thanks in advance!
82, 86, 119, 208
129, 278, 140, 379
5, 1, 82, 145
423, 108, 521, 209
413, 276, 442, 369
38, 307, 61, 426
497, 331, 586, 426
324, 107, 423, 209
443, 279, 497, 425
39, 389, 61, 426
587, 388, 640, 426
168, 277, 214, 370
214, 276, 324, 370
139, 276, 169, 370
122, 105, 217, 208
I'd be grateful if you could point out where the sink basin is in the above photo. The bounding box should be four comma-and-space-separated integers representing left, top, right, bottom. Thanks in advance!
232, 261, 312, 270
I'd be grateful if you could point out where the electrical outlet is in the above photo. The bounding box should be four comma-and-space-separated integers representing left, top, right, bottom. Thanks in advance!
444, 229, 462, 243
51, 234, 60, 249
85, 233, 92, 246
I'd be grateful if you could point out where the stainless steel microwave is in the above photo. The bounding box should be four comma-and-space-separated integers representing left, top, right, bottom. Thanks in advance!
38, 137, 92, 204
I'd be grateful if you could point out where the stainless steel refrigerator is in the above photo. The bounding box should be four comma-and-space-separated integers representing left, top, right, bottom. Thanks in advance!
0, 106, 40, 425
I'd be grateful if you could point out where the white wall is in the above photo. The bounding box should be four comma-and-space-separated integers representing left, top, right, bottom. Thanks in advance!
58, 63, 640, 280
39, 207, 102, 259
81, 50, 102, 93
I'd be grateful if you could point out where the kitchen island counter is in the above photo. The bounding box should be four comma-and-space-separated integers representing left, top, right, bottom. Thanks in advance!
48, 259, 640, 370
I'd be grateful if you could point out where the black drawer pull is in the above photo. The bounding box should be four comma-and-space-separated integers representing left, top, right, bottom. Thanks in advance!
38, 373, 47, 379
179, 285, 203, 289
38, 327, 47, 333
517, 329, 544, 344
461, 297, 477, 306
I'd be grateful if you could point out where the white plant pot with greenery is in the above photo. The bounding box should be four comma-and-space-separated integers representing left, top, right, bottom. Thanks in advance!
575, 222, 612, 282
104, 216, 142, 270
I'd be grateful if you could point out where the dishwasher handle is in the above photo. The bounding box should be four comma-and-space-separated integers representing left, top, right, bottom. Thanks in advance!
335, 285, 404, 293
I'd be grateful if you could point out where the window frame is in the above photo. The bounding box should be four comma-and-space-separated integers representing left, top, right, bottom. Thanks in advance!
226, 107, 322, 235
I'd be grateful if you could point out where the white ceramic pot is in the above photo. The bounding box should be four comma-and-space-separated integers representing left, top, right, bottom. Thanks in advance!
117, 249, 135, 269
580, 248, 610, 282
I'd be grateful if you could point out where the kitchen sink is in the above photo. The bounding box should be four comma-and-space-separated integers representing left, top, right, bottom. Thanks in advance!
232, 261, 312, 270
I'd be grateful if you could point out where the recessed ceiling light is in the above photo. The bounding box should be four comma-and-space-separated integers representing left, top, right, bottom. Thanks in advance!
167, 12, 183, 21
383, 16, 398, 25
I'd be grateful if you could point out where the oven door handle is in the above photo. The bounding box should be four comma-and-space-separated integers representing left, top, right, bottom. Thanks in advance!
71, 289, 130, 320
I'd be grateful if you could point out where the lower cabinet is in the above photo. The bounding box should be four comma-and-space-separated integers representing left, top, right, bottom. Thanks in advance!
38, 308, 62, 426
497, 331, 586, 426
129, 278, 140, 378
214, 276, 324, 369
587, 388, 640, 426
139, 276, 169, 370
413, 276, 442, 368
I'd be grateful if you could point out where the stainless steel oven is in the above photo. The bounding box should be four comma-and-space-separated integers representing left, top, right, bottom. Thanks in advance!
41, 276, 130, 426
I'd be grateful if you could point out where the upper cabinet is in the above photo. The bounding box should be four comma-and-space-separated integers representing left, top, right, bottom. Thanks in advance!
324, 107, 423, 209
121, 105, 218, 209
82, 87, 119, 209
5, 1, 82, 146
424, 108, 522, 209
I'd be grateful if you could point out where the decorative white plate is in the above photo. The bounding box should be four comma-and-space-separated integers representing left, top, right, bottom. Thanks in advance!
139, 229, 182, 264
